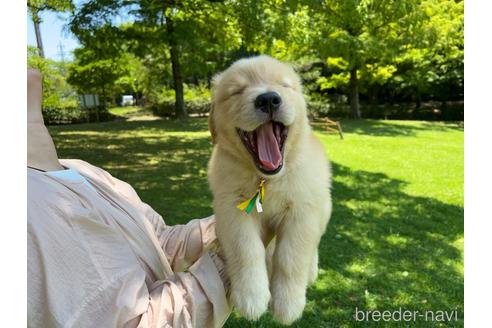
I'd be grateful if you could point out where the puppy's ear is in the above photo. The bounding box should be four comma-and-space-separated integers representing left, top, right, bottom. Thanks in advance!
208, 72, 223, 145
208, 101, 217, 145
211, 72, 223, 88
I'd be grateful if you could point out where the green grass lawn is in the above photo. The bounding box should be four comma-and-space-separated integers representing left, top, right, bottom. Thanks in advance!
108, 106, 157, 121
49, 118, 464, 327
108, 106, 143, 116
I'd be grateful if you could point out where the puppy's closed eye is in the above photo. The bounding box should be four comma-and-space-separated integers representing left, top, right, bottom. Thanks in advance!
279, 79, 294, 89
230, 86, 246, 96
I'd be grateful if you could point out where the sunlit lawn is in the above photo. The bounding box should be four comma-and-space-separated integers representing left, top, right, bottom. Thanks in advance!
109, 106, 142, 116
49, 117, 464, 327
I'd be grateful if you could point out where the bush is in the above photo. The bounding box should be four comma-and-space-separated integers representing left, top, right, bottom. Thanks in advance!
147, 80, 463, 121
186, 98, 210, 116
306, 93, 351, 119
150, 100, 175, 117
42, 106, 85, 125
184, 83, 211, 115
151, 99, 210, 117
359, 101, 464, 120
149, 84, 211, 117
42, 105, 115, 125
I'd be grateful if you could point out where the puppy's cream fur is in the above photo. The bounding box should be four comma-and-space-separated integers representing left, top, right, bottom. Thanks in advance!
208, 56, 332, 324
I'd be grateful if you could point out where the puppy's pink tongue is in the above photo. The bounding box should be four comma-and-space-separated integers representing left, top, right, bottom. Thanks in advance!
256, 122, 282, 170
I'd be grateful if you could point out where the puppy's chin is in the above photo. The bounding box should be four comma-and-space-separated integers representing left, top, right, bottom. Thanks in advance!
261, 164, 286, 179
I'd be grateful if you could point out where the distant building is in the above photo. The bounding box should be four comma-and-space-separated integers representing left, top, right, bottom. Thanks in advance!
122, 95, 134, 106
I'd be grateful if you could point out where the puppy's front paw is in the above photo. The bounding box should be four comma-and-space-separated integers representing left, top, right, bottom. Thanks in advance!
231, 280, 271, 320
271, 285, 306, 325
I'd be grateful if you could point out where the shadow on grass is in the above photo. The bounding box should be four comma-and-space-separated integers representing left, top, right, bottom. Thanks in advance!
52, 116, 210, 134
312, 119, 463, 137
225, 163, 463, 328
50, 120, 463, 327
50, 119, 214, 224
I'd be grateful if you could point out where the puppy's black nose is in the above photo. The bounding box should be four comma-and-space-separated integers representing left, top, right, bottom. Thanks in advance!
255, 92, 282, 114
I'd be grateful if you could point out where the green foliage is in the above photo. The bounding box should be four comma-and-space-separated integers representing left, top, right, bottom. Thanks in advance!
41, 0, 463, 120
318, 73, 350, 91
151, 84, 212, 117
68, 0, 248, 117
360, 64, 398, 87
184, 84, 211, 104
28, 0, 74, 22
27, 0, 74, 12
391, 0, 464, 101
68, 58, 120, 94
27, 46, 81, 124
67, 47, 132, 106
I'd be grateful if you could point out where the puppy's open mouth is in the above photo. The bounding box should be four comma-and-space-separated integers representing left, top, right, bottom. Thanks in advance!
236, 121, 288, 175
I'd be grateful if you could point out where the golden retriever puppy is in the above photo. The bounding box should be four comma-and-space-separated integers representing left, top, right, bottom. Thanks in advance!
208, 55, 332, 324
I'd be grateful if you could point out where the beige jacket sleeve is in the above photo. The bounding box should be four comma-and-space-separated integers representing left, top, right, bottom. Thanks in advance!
76, 160, 231, 328
28, 160, 231, 328
103, 170, 230, 327
132, 218, 230, 328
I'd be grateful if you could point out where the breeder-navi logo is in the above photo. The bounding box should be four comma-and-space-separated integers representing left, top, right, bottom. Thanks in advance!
354, 307, 459, 322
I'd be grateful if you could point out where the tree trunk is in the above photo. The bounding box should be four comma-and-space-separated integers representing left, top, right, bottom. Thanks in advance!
349, 67, 361, 119
166, 17, 187, 119
32, 12, 45, 58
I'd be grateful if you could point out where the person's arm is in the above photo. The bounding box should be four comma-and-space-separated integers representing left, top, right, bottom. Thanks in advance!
146, 253, 229, 328
112, 183, 231, 327
75, 159, 220, 271
126, 253, 230, 328
60, 161, 231, 326
115, 187, 231, 327
148, 213, 218, 272
60, 252, 229, 328
123, 181, 218, 271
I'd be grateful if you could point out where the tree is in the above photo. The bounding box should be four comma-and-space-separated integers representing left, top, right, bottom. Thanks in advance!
298, 0, 421, 118
69, 0, 241, 118
391, 0, 464, 107
59, 0, 462, 120
67, 46, 129, 108
27, 0, 74, 58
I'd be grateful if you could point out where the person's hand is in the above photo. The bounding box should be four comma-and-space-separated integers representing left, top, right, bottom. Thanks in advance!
27, 69, 44, 124
27, 68, 64, 171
